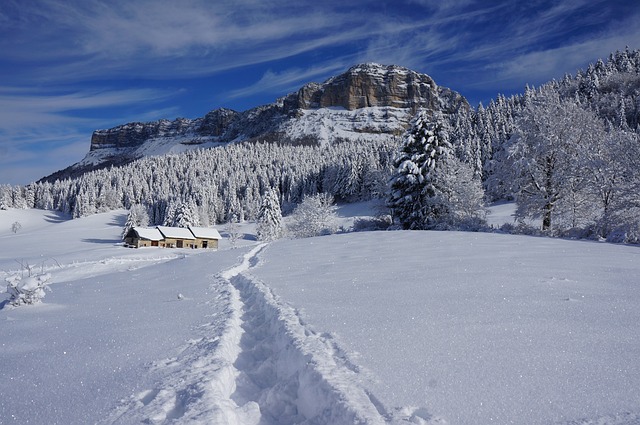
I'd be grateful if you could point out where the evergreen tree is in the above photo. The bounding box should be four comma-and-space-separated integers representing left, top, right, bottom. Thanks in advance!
163, 201, 178, 226
121, 204, 150, 239
388, 113, 453, 229
173, 202, 199, 228
225, 214, 242, 248
256, 188, 283, 241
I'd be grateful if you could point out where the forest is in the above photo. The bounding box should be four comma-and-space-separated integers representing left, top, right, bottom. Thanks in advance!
2, 49, 640, 242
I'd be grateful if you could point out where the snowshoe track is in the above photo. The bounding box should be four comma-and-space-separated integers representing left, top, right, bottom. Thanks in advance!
227, 245, 387, 425
100, 244, 393, 424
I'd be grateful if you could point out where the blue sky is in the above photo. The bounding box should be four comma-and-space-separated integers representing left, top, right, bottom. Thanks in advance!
1, 0, 639, 185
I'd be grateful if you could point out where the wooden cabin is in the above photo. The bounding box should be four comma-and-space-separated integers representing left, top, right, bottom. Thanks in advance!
188, 226, 222, 249
123, 227, 164, 248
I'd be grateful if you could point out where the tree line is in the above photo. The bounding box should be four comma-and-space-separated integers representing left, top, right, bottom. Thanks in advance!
1, 139, 396, 226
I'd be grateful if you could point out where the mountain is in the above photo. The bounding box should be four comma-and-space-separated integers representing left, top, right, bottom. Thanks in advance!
41, 63, 469, 181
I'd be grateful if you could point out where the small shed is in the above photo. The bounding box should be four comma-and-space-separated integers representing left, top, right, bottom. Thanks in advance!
157, 226, 196, 248
124, 227, 164, 248
188, 226, 222, 249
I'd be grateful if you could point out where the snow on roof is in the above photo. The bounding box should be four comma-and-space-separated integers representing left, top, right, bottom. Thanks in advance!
133, 227, 164, 241
156, 226, 195, 240
188, 226, 222, 240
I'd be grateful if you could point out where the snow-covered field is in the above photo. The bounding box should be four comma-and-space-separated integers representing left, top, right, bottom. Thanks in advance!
1, 206, 639, 424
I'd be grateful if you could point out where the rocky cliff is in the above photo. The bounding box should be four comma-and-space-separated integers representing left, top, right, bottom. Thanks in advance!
282, 63, 462, 112
43, 64, 469, 181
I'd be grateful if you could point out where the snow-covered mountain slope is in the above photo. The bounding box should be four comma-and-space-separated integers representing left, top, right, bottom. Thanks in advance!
2, 207, 638, 424
43, 64, 469, 181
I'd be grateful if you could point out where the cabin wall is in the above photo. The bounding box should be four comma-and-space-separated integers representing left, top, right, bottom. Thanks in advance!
193, 238, 219, 249
161, 237, 187, 248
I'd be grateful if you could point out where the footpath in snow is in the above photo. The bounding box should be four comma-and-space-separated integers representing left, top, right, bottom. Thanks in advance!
105, 244, 417, 424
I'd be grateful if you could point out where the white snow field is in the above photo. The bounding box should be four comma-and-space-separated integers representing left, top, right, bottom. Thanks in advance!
1, 206, 639, 424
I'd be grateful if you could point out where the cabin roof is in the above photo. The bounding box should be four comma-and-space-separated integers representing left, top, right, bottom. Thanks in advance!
188, 226, 222, 240
157, 226, 196, 240
132, 227, 164, 241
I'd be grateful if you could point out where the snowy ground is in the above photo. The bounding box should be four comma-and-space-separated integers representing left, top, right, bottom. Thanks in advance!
1, 205, 639, 424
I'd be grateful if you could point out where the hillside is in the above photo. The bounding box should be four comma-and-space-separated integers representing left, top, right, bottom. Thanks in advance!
42, 63, 468, 182
1, 207, 639, 424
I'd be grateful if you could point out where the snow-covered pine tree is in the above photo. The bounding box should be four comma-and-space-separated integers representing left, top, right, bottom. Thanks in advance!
256, 188, 283, 241
387, 113, 453, 229
388, 113, 432, 229
173, 202, 200, 228
225, 214, 242, 248
163, 201, 178, 226
121, 204, 150, 239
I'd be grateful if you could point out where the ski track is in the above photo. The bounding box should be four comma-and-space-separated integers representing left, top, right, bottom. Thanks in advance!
0, 253, 185, 284
100, 244, 440, 424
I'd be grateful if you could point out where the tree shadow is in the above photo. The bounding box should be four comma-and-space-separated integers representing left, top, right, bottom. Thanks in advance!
109, 213, 128, 228
44, 212, 70, 223
0, 299, 10, 311
81, 238, 122, 245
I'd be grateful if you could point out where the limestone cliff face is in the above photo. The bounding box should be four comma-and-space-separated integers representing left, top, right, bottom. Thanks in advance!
46, 63, 468, 181
283, 63, 465, 113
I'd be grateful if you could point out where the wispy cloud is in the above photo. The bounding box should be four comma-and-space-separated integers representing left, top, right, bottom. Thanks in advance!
0, 86, 175, 183
0, 87, 173, 134
0, 131, 89, 185
2, 0, 401, 82
226, 63, 348, 100
390, 0, 640, 96
0, 87, 175, 146
488, 24, 640, 87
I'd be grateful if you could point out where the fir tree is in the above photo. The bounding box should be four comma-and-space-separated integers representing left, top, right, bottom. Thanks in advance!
121, 204, 150, 239
256, 188, 283, 241
173, 202, 199, 228
387, 113, 452, 229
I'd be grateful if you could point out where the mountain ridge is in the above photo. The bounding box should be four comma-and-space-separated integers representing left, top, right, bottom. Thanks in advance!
40, 63, 469, 182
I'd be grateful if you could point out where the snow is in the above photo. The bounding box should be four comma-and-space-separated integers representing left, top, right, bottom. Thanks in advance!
252, 232, 640, 424
283, 106, 410, 146
486, 201, 518, 227
1, 205, 639, 424
189, 226, 222, 240
78, 134, 227, 168
157, 225, 196, 240
131, 226, 164, 241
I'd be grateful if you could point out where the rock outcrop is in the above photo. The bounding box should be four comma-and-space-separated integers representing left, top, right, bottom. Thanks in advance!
42, 64, 469, 181
282, 63, 464, 113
